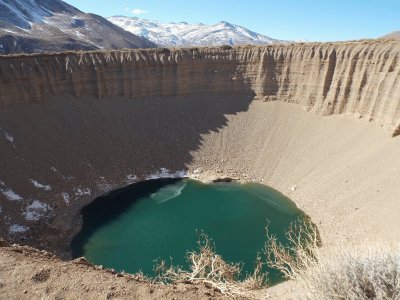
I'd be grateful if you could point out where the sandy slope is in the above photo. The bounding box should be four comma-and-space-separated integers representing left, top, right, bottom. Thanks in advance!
191, 100, 400, 247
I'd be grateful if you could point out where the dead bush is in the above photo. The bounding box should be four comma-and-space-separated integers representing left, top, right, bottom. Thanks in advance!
265, 218, 400, 299
154, 231, 266, 298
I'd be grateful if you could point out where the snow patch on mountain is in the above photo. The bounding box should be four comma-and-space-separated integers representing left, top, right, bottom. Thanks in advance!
0, 0, 155, 54
108, 16, 288, 47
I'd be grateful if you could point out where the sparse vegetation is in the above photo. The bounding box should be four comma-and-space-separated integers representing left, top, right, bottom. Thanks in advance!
152, 220, 316, 298
154, 231, 266, 298
275, 242, 400, 299
265, 218, 400, 299
264, 218, 321, 280
154, 219, 400, 299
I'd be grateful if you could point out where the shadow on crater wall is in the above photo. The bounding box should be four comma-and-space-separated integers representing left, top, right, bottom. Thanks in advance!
0, 49, 254, 252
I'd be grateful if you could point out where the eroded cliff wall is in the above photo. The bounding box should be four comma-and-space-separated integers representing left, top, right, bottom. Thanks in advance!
0, 40, 400, 255
1, 40, 400, 134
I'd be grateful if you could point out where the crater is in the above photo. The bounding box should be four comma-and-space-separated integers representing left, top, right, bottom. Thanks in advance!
1, 41, 400, 298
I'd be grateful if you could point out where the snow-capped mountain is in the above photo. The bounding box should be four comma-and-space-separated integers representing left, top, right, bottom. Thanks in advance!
0, 0, 156, 54
108, 16, 287, 47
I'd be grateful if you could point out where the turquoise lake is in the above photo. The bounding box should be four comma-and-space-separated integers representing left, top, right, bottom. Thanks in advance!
71, 178, 305, 284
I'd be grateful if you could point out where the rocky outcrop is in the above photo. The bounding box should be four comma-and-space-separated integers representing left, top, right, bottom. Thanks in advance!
0, 40, 400, 255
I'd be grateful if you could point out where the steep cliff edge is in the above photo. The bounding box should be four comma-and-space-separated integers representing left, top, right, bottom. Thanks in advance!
1, 40, 399, 135
0, 40, 400, 257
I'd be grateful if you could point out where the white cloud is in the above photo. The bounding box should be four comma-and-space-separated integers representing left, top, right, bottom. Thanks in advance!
131, 8, 148, 15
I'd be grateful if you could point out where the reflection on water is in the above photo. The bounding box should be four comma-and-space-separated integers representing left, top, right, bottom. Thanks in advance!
150, 180, 188, 204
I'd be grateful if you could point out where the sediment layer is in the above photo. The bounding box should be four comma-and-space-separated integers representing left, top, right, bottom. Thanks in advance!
1, 40, 400, 134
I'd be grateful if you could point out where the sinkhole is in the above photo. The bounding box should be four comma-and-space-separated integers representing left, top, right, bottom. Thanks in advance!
71, 178, 309, 285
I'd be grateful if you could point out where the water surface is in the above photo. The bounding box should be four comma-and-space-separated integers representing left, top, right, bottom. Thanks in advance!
71, 178, 305, 284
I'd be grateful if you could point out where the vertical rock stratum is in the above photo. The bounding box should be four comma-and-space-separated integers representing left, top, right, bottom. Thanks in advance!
0, 40, 400, 264
1, 40, 399, 134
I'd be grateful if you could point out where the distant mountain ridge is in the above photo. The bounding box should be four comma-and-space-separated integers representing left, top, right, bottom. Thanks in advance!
0, 0, 156, 54
108, 16, 288, 47
381, 31, 400, 40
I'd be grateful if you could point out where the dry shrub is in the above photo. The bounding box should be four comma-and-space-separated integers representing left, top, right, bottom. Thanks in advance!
264, 218, 321, 280
154, 232, 266, 298
153, 218, 400, 299
296, 244, 400, 299
265, 218, 400, 299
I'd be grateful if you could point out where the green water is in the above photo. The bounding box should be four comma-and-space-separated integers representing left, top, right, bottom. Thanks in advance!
71, 178, 305, 284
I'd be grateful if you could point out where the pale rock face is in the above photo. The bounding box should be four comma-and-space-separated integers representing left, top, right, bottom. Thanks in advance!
108, 16, 287, 47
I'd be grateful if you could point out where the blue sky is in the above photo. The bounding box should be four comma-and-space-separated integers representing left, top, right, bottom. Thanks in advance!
64, 0, 399, 41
